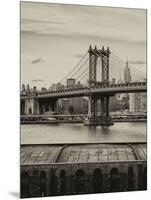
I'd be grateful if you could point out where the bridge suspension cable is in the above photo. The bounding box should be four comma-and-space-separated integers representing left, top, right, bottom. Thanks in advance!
77, 57, 102, 84
70, 57, 89, 79
111, 53, 146, 81
59, 51, 88, 84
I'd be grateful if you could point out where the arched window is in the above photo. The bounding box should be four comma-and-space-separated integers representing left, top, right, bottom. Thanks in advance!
75, 169, 85, 194
59, 170, 66, 195
92, 168, 103, 193
110, 168, 120, 192
49, 168, 57, 195
30, 170, 40, 197
128, 167, 135, 191
40, 171, 47, 197
21, 171, 30, 198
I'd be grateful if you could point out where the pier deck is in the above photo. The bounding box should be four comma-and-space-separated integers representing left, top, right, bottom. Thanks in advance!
21, 143, 146, 165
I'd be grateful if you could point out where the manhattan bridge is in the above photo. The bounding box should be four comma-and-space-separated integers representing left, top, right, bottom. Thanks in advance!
21, 45, 147, 125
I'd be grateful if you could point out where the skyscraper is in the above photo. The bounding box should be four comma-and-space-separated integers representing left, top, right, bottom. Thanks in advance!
124, 60, 131, 83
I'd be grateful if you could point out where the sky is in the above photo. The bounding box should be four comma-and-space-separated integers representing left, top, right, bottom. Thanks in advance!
21, 2, 146, 89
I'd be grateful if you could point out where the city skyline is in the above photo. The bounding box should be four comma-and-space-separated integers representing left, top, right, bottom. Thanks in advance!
21, 2, 146, 89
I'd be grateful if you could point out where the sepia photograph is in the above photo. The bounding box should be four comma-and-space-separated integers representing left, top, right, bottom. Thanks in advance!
20, 1, 147, 198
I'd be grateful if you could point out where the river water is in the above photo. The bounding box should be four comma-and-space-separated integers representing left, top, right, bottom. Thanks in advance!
21, 122, 146, 144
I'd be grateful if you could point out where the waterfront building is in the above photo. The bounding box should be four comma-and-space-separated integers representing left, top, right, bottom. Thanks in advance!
21, 143, 147, 198
129, 93, 147, 113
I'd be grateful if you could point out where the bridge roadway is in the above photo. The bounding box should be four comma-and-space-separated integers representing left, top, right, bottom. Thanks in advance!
21, 82, 147, 99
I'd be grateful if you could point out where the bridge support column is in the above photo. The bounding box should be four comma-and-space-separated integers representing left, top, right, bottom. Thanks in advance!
24, 98, 39, 115
88, 96, 97, 118
100, 96, 113, 125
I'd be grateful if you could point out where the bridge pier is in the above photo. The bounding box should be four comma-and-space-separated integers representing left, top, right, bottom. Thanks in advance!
85, 95, 113, 126
21, 98, 39, 115
84, 45, 113, 126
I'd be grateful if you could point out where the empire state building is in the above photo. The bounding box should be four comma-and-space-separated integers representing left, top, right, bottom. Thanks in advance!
124, 60, 131, 83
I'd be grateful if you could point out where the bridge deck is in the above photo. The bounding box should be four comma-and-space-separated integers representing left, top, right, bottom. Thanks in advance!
21, 143, 146, 165
21, 82, 147, 99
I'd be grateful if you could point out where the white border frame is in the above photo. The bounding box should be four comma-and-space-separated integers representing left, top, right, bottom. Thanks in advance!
0, 0, 150, 199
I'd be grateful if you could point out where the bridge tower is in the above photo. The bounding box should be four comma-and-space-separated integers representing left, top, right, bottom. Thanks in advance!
85, 45, 113, 126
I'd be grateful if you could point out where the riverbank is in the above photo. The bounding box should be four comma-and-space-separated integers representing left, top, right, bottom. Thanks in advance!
21, 118, 146, 124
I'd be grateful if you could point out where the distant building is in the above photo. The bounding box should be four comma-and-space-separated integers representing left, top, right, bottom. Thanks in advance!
67, 78, 76, 88
21, 84, 26, 92
76, 81, 83, 88
41, 87, 47, 92
124, 60, 131, 83
112, 78, 116, 84
50, 83, 64, 91
129, 93, 147, 113
129, 93, 135, 113
117, 78, 123, 84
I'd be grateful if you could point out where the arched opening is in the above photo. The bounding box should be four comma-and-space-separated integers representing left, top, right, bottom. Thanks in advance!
110, 168, 120, 192
30, 170, 40, 197
92, 168, 103, 193
75, 169, 85, 194
142, 167, 147, 190
29, 108, 32, 114
128, 167, 135, 191
59, 170, 66, 195
21, 171, 30, 198
49, 168, 57, 195
40, 171, 47, 197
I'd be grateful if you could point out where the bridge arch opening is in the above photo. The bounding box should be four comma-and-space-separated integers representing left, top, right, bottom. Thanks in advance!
110, 168, 120, 192
92, 168, 103, 193
49, 168, 57, 195
75, 169, 85, 194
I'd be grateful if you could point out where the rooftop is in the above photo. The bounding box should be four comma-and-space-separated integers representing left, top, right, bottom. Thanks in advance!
21, 143, 146, 165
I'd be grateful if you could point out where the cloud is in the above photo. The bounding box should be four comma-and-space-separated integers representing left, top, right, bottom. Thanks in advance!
129, 60, 146, 64
32, 79, 45, 82
21, 18, 66, 25
74, 54, 84, 58
31, 57, 45, 64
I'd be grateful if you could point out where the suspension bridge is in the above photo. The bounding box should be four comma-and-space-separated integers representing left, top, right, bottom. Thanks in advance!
21, 45, 147, 125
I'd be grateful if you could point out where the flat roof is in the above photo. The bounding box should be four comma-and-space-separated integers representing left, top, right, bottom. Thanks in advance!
21, 143, 146, 165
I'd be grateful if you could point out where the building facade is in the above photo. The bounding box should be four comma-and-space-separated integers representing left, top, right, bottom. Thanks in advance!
21, 143, 147, 198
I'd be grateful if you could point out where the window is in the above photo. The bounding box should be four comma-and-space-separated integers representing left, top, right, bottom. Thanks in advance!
75, 169, 85, 194
92, 168, 103, 193
59, 170, 66, 195
110, 168, 120, 192
40, 171, 47, 196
